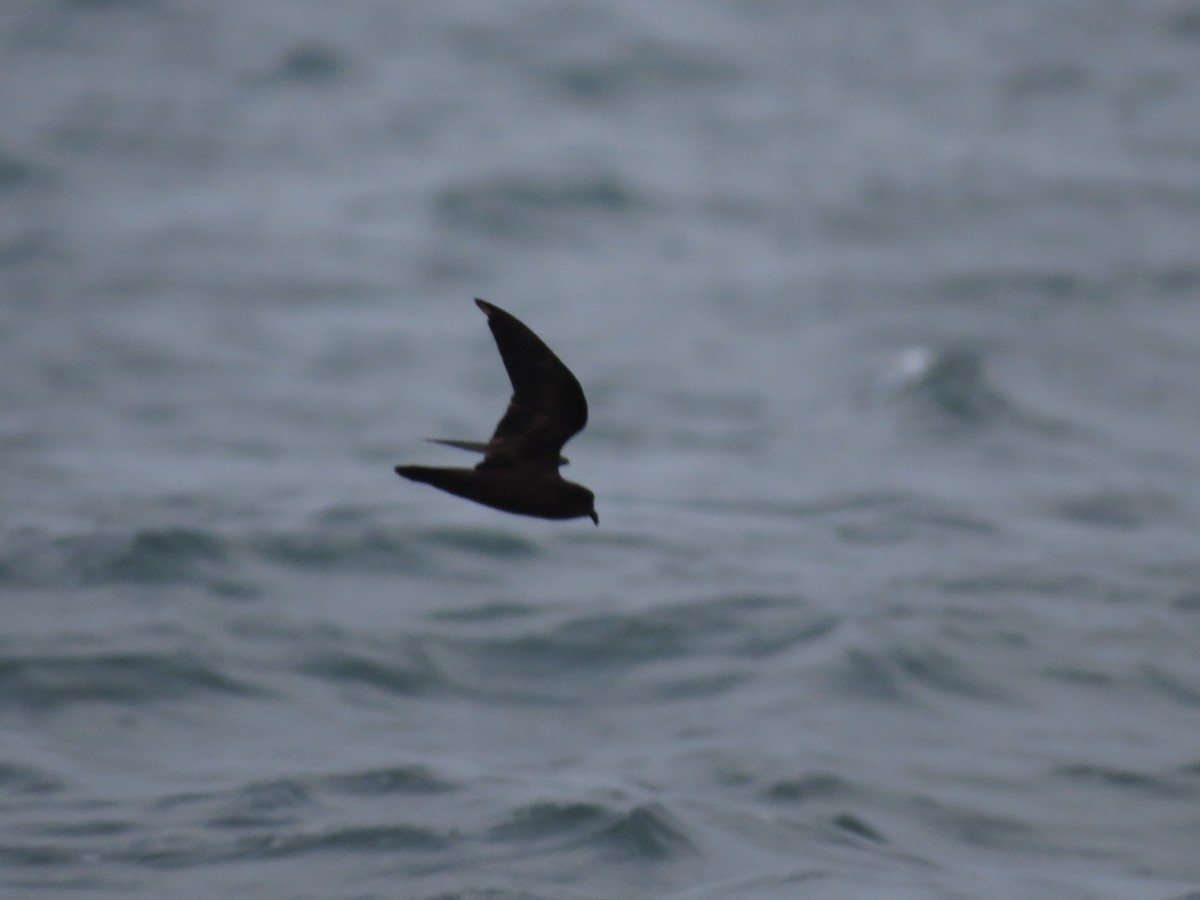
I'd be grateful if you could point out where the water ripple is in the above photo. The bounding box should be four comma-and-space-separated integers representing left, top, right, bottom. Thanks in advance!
490, 797, 694, 861
0, 650, 259, 710
422, 595, 837, 703
0, 527, 235, 590
823, 640, 1009, 705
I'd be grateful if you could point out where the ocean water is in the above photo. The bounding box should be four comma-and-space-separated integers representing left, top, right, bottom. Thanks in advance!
3, 1, 1200, 897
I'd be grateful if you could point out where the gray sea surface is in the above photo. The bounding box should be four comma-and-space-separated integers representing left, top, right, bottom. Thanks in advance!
3, 1, 1200, 897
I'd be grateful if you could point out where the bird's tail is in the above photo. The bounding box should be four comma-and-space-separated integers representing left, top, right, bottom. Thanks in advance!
426, 437, 568, 466
426, 438, 489, 454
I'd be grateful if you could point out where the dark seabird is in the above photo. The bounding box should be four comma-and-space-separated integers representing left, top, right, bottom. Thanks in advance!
395, 299, 598, 524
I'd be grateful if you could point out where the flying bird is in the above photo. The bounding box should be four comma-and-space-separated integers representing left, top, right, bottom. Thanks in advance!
395, 299, 598, 524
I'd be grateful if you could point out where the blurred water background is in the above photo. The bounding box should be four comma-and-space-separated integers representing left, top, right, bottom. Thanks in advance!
3, 1, 1200, 897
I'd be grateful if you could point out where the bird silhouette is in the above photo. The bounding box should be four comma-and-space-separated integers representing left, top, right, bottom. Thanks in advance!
395, 299, 598, 524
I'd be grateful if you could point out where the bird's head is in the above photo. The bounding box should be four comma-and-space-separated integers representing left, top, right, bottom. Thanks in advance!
562, 481, 598, 526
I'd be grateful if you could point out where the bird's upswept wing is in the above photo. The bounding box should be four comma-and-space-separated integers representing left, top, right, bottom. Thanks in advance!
473, 298, 587, 471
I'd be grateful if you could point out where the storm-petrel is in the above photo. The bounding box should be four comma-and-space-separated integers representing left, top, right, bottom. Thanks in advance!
395, 299, 598, 524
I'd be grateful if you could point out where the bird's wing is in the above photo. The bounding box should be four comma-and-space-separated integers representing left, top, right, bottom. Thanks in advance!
473, 298, 588, 470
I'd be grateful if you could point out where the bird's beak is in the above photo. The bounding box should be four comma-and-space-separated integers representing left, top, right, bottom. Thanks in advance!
590, 510, 599, 526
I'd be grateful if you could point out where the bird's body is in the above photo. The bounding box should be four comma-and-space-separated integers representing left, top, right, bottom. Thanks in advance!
395, 299, 597, 524
394, 464, 595, 520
